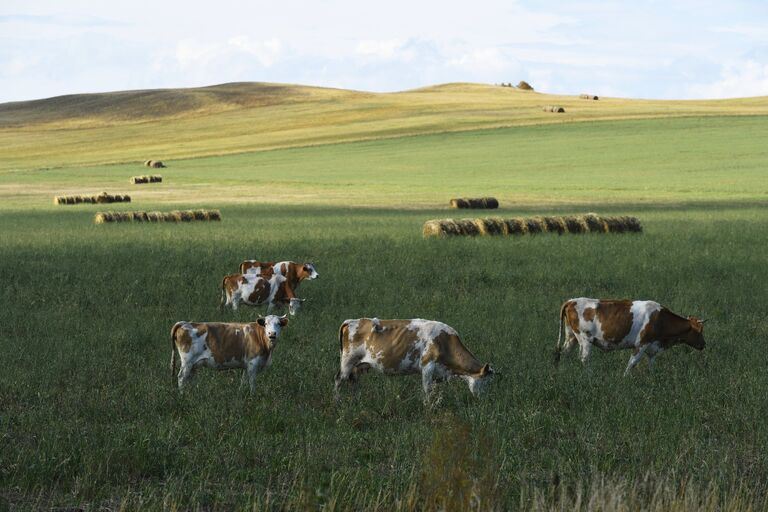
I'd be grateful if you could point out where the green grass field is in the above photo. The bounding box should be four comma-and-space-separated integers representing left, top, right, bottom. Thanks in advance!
2, 96, 768, 509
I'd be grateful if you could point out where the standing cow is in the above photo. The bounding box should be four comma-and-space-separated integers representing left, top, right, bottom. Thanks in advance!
240, 260, 319, 292
335, 318, 495, 402
555, 298, 706, 374
221, 272, 305, 315
170, 315, 289, 392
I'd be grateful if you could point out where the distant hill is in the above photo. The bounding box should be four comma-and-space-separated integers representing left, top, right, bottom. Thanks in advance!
1, 81, 767, 170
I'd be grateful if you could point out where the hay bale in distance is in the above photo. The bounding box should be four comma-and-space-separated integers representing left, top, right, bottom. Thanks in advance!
423, 214, 642, 238
131, 175, 162, 184
449, 197, 499, 209
94, 209, 222, 224
55, 193, 131, 205
150, 161, 165, 168
542, 105, 566, 113
579, 94, 599, 100
517, 81, 534, 91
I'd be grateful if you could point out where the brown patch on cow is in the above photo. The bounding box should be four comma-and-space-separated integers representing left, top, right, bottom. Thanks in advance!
582, 308, 596, 322
595, 300, 634, 342
240, 260, 276, 276
563, 302, 581, 334
248, 279, 270, 304
173, 324, 198, 353
429, 331, 484, 376
193, 322, 271, 364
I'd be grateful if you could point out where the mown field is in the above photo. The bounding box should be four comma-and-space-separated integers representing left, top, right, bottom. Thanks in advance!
1, 116, 768, 510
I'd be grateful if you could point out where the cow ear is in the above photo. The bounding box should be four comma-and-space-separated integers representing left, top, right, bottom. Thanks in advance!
279, 316, 288, 327
257, 317, 266, 326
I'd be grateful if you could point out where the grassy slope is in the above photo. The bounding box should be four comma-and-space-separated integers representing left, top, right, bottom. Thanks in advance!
2, 82, 768, 171
1, 113, 768, 509
2, 116, 768, 209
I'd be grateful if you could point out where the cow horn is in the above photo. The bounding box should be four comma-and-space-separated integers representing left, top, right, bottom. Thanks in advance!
700, 319, 708, 324
280, 314, 288, 319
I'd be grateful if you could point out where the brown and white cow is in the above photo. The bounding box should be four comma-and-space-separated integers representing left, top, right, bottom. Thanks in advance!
239, 260, 319, 293
335, 318, 495, 401
555, 298, 706, 375
170, 315, 289, 392
221, 272, 305, 315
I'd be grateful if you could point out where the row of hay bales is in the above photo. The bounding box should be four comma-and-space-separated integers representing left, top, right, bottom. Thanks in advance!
423, 214, 642, 238
449, 197, 499, 209
95, 209, 222, 224
131, 175, 163, 184
144, 160, 165, 168
543, 105, 566, 113
54, 192, 131, 205
580, 94, 599, 100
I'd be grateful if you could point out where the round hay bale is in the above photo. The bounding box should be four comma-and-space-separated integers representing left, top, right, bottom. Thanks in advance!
563, 216, 588, 234
542, 216, 566, 234
208, 210, 222, 221
449, 198, 469, 209
150, 161, 165, 168
131, 211, 148, 222
168, 211, 183, 222
504, 218, 526, 235
178, 210, 194, 222
517, 81, 534, 91
543, 105, 566, 113
456, 219, 480, 236
144, 160, 152, 167
525, 217, 545, 234
439, 219, 462, 236
192, 209, 207, 221
94, 212, 113, 224
74, 196, 84, 204
150, 175, 163, 183
581, 213, 608, 233
422, 220, 443, 237
147, 212, 161, 222
579, 94, 599, 100
95, 193, 110, 204
477, 218, 504, 236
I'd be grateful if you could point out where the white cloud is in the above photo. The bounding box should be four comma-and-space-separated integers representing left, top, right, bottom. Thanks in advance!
448, 47, 512, 72
688, 60, 768, 98
356, 39, 413, 60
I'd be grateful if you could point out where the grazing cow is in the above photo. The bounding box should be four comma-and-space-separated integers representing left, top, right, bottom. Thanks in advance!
239, 260, 319, 294
170, 315, 289, 392
555, 298, 706, 374
335, 318, 495, 402
221, 272, 304, 315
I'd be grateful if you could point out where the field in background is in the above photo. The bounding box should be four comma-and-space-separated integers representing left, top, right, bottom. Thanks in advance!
1, 102, 768, 509
2, 82, 768, 171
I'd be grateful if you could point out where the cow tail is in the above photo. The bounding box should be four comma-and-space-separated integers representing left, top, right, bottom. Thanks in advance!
170, 322, 182, 379
338, 321, 348, 354
220, 276, 228, 309
554, 302, 568, 366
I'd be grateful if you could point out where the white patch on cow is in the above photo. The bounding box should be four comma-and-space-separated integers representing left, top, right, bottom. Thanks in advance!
237, 273, 287, 307
245, 265, 262, 275
344, 319, 360, 341
304, 263, 319, 279
273, 261, 291, 276
627, 300, 662, 346
406, 319, 456, 342
262, 315, 285, 340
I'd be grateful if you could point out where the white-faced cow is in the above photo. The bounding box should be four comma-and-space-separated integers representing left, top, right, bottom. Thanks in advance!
555, 298, 706, 375
221, 272, 305, 315
335, 318, 495, 402
170, 315, 289, 392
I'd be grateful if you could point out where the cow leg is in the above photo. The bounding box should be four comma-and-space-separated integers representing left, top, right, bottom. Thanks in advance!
578, 337, 592, 364
421, 361, 437, 404
624, 345, 649, 376
645, 344, 662, 371
246, 356, 264, 394
334, 352, 361, 400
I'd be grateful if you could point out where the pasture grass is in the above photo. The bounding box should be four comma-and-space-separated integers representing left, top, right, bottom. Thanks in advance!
1, 116, 767, 509
1, 201, 767, 510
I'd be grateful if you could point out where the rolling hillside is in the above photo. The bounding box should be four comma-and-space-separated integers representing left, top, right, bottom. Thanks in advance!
2, 81, 768, 171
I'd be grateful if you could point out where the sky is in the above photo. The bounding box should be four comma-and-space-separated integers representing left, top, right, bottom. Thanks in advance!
1, 1, 767, 103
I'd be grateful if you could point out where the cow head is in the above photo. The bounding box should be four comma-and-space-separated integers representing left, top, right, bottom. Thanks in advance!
686, 317, 706, 350
468, 363, 496, 396
301, 263, 319, 280
257, 315, 289, 341
288, 297, 306, 316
